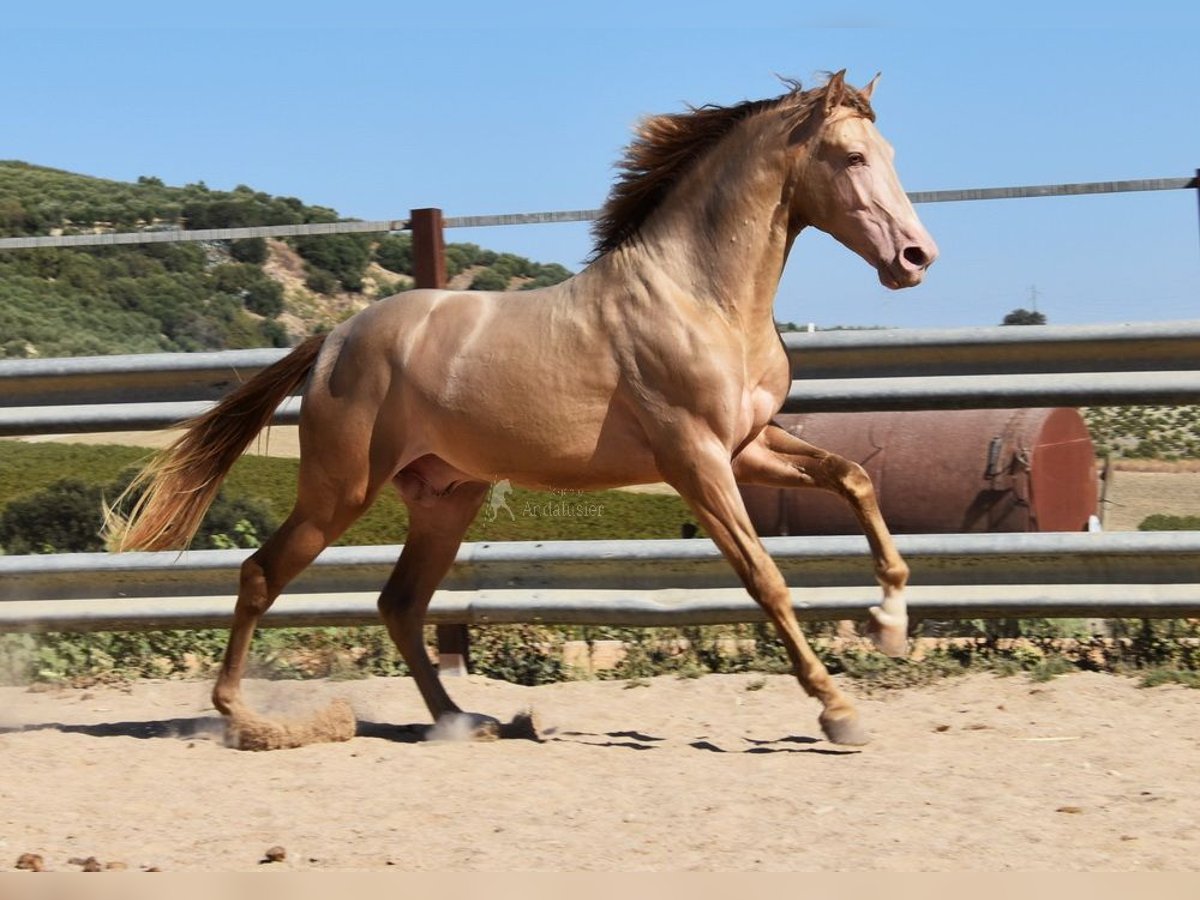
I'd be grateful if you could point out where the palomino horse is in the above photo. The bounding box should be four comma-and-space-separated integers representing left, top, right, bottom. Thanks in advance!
111, 71, 937, 748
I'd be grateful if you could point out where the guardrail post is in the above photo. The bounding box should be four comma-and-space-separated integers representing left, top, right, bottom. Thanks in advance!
1195, 168, 1200, 254
411, 207, 469, 674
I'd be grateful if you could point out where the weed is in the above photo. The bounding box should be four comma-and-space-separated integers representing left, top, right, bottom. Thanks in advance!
1139, 668, 1200, 689
1028, 655, 1076, 683
467, 625, 565, 686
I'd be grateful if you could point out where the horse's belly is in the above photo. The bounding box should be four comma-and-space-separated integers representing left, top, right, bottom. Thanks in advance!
451, 422, 662, 490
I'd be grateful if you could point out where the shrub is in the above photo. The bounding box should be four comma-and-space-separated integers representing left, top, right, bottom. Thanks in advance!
469, 269, 509, 292
209, 263, 284, 317
373, 234, 413, 275
229, 237, 268, 264
0, 478, 107, 554
292, 233, 371, 292
520, 263, 573, 290
0, 471, 280, 555
467, 625, 565, 686
1139, 514, 1200, 531
305, 267, 339, 294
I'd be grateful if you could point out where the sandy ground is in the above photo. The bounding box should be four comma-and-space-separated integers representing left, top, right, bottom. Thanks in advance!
2, 671, 1198, 872
1101, 469, 1200, 532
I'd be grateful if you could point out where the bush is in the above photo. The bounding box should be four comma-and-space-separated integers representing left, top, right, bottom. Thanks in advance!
373, 234, 412, 275
259, 318, 291, 347
490, 253, 534, 279
292, 233, 371, 292
305, 267, 339, 294
211, 262, 283, 317
467, 625, 565, 685
1139, 514, 1200, 531
0, 626, 411, 685
229, 237, 268, 264
469, 269, 509, 292
520, 263, 573, 290
0, 471, 280, 555
0, 478, 107, 554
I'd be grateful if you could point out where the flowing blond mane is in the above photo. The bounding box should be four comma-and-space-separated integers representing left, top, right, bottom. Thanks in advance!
590, 76, 876, 259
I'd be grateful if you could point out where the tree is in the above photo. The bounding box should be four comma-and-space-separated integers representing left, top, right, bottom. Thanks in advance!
1002, 308, 1046, 326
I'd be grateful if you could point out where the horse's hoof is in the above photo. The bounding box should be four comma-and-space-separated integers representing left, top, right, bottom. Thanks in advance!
819, 712, 870, 747
868, 605, 909, 658
499, 709, 541, 741
428, 711, 502, 742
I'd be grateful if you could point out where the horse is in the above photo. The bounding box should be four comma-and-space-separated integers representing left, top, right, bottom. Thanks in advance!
109, 70, 937, 748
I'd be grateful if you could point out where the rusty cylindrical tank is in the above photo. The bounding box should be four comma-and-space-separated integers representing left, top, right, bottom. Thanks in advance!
741, 408, 1098, 535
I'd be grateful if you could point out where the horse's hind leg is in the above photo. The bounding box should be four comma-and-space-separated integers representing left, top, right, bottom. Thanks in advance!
376, 480, 498, 737
660, 438, 868, 746
734, 424, 910, 657
212, 465, 379, 749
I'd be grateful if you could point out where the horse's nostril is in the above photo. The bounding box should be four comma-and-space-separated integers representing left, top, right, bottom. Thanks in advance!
902, 246, 929, 268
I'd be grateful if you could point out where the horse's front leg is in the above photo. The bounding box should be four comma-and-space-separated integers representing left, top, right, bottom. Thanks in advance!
658, 436, 868, 746
732, 425, 909, 657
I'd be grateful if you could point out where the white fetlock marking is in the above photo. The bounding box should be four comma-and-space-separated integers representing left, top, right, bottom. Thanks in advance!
874, 588, 908, 619
869, 605, 908, 631
868, 604, 909, 657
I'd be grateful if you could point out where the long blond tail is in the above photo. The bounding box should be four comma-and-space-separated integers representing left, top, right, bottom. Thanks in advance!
106, 334, 328, 552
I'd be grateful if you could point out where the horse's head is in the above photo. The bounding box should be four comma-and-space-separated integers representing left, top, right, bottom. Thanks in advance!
789, 71, 937, 289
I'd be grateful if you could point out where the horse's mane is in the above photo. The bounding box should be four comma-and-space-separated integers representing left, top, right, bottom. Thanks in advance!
590, 75, 875, 259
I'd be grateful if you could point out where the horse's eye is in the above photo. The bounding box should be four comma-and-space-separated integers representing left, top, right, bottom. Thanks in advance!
847, 152, 866, 167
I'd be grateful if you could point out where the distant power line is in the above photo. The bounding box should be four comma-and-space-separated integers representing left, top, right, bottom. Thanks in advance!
0, 176, 1194, 251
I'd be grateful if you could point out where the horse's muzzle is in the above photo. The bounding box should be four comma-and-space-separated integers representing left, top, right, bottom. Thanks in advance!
880, 241, 937, 289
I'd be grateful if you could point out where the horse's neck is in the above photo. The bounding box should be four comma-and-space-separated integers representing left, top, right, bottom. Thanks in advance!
630, 123, 796, 331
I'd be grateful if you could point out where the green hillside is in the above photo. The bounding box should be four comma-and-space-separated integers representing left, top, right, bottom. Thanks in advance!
0, 161, 572, 358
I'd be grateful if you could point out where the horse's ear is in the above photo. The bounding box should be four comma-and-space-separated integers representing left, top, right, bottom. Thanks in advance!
823, 69, 848, 114
861, 72, 881, 101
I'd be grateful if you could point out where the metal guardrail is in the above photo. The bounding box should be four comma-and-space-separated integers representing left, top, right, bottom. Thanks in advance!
3, 321, 1198, 434
2, 180, 1197, 638
2, 533, 1198, 633
782, 371, 1200, 413
0, 176, 1195, 250
783, 320, 1200, 378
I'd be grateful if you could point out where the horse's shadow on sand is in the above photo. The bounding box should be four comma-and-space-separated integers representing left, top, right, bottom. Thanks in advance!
0, 716, 226, 741
2, 718, 859, 755
360, 722, 860, 755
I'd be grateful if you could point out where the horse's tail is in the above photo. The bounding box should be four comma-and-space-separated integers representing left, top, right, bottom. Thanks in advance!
106, 334, 328, 552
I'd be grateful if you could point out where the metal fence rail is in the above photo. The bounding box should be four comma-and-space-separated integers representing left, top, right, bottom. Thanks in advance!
0, 175, 1195, 251
2, 533, 1198, 633
783, 320, 1200, 378
3, 321, 1198, 434
6, 320, 1199, 405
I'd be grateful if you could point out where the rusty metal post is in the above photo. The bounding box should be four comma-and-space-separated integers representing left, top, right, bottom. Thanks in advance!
410, 207, 447, 290
435, 623, 471, 678
411, 208, 468, 673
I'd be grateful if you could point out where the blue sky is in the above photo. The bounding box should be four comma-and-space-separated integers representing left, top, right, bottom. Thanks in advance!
3, 4, 1198, 329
